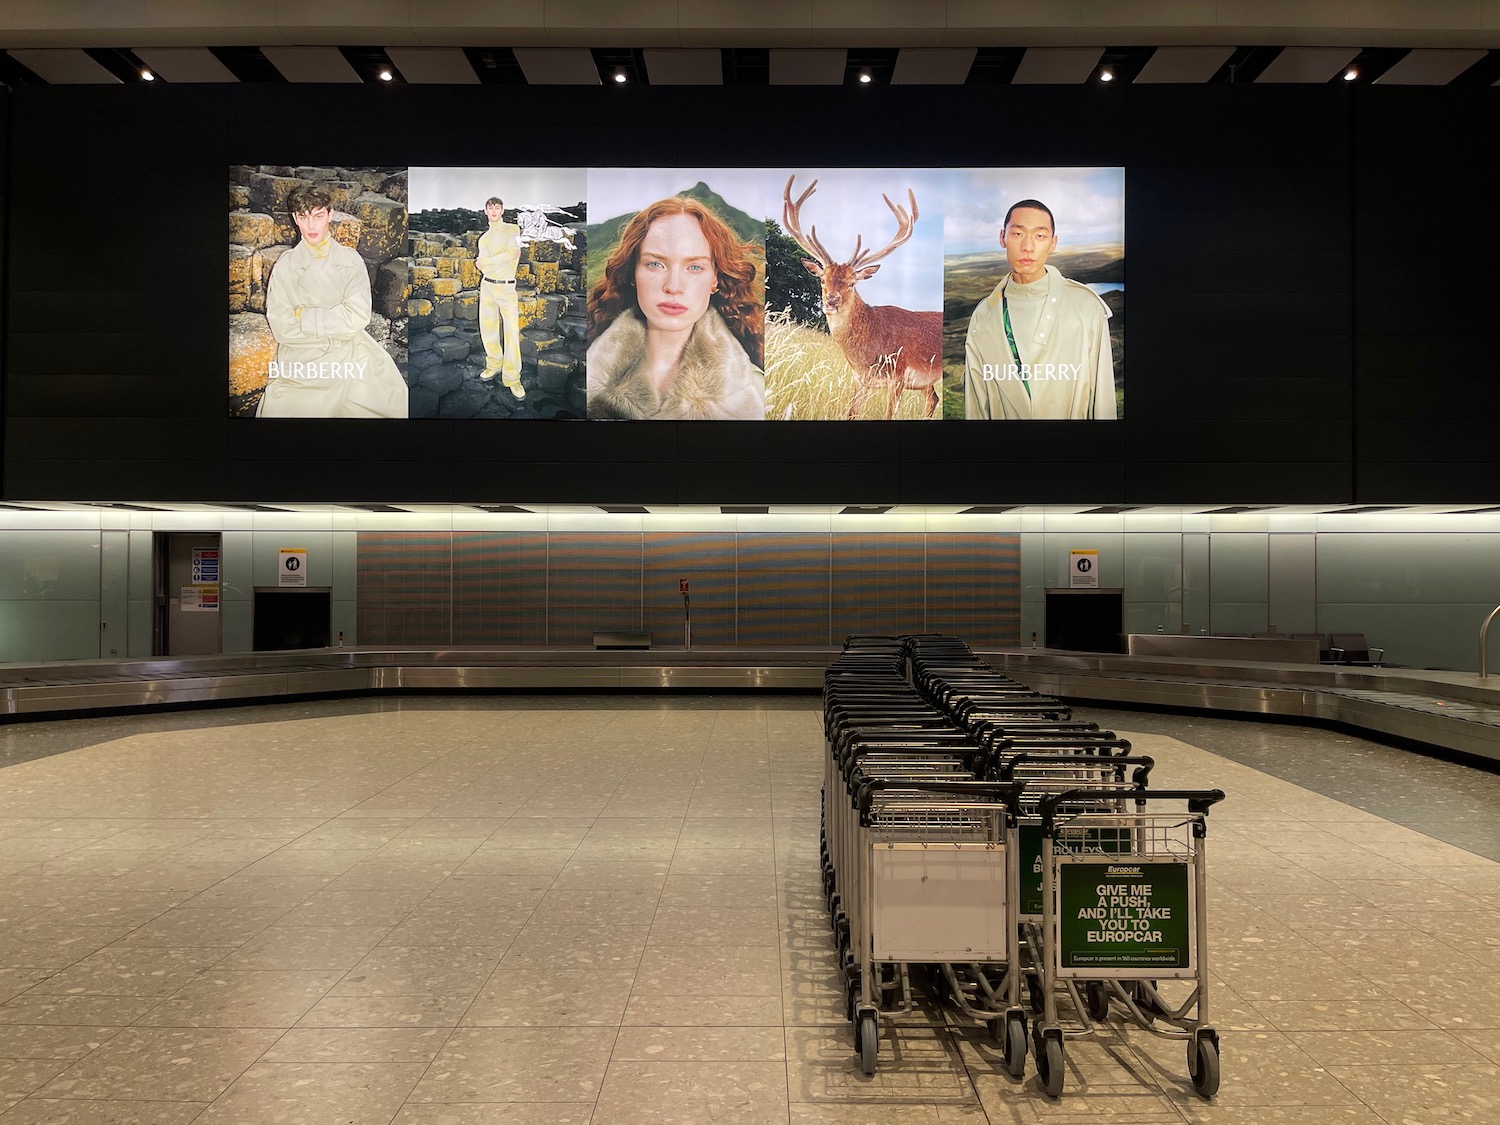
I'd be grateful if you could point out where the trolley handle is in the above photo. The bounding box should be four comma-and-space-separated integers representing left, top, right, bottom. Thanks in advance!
1038, 788, 1226, 832
996, 753, 1154, 788
857, 779, 1026, 825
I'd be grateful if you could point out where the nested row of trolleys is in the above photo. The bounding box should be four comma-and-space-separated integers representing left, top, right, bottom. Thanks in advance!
821, 634, 1226, 1098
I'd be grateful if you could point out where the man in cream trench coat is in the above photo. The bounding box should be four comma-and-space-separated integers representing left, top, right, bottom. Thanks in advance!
476, 196, 524, 398
964, 199, 1116, 420
258, 184, 409, 418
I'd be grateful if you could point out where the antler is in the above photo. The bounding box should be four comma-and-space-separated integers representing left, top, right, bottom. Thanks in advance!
850, 190, 919, 270
782, 175, 834, 268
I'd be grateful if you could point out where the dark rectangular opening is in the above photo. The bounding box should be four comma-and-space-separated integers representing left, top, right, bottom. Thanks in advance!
253, 588, 333, 651
1044, 588, 1125, 653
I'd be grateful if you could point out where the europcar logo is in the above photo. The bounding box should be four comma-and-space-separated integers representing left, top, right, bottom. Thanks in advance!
1106, 866, 1142, 876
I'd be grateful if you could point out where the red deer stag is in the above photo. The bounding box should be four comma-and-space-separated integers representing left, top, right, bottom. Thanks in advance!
782, 176, 943, 419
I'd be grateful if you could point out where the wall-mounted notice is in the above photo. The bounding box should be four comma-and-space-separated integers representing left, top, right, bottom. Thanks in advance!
278, 548, 308, 587
1057, 861, 1191, 974
191, 548, 220, 583
1069, 549, 1099, 588
181, 585, 220, 612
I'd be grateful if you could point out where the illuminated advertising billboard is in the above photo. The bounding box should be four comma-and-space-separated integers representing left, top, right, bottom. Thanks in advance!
228, 165, 1122, 421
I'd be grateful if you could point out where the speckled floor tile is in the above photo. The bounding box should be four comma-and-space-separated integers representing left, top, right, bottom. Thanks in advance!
332, 944, 497, 1000
407, 1026, 617, 1103
0, 1025, 120, 1060
0, 1099, 209, 1124
613, 1025, 787, 1061
1325, 1061, 1500, 1122
0, 1058, 76, 1102
1252, 999, 1436, 1032
117, 907, 285, 948
32, 1026, 282, 1102
2, 696, 1500, 1122
625, 992, 785, 1027
261, 1027, 450, 1064
294, 993, 473, 1028
388, 1101, 595, 1124
216, 924, 389, 970
1377, 971, 1500, 1028
464, 968, 634, 1027
0, 995, 165, 1027
1141, 1029, 1364, 1107
594, 1059, 789, 1125
192, 1060, 426, 1124
25, 945, 232, 997
786, 1025, 974, 1106
134, 969, 341, 1028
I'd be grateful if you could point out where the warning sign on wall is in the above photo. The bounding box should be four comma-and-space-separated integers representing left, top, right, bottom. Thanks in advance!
1069, 549, 1099, 589
278, 548, 307, 587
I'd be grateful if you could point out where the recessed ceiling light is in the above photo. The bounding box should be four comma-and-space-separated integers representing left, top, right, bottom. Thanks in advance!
859, 71, 871, 83
1099, 67, 1114, 82
1343, 68, 1358, 81
141, 69, 155, 81
614, 70, 627, 83
378, 68, 392, 82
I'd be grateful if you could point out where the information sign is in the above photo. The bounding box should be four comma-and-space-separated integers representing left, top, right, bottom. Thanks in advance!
1068, 549, 1099, 589
278, 548, 308, 587
1057, 860, 1192, 974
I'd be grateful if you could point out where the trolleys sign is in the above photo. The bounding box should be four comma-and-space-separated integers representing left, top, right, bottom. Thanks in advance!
1058, 861, 1192, 971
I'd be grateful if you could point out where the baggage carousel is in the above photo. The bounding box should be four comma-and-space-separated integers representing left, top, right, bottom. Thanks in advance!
2, 646, 1498, 765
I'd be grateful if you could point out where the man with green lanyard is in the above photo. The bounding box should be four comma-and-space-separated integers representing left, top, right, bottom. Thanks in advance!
963, 199, 1116, 420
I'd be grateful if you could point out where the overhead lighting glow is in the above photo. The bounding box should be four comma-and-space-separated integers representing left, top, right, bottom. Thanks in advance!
859, 71, 871, 83
1099, 67, 1114, 82
378, 68, 392, 82
1343, 68, 1358, 81
141, 69, 155, 81
614, 70, 627, 83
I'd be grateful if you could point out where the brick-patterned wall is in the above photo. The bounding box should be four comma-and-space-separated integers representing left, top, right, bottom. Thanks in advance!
356, 530, 1020, 647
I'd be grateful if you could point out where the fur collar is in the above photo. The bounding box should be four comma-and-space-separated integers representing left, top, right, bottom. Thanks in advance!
587, 307, 764, 420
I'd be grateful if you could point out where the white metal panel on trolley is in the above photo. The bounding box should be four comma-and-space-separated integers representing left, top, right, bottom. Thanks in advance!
871, 843, 1008, 961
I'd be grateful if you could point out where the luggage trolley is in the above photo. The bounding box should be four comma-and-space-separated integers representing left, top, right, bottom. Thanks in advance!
992, 752, 1153, 1022
1033, 788, 1227, 1099
849, 779, 1029, 1077
828, 747, 979, 996
824, 733, 982, 984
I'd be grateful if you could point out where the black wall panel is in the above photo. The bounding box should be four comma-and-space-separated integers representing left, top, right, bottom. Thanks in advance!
3, 83, 1494, 505
1353, 88, 1500, 502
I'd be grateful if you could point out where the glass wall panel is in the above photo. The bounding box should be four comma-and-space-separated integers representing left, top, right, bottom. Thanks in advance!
1209, 533, 1268, 633
1268, 533, 1317, 634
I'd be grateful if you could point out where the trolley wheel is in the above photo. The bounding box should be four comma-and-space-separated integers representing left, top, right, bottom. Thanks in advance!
1189, 1037, 1220, 1099
1085, 981, 1110, 1023
856, 1013, 878, 1076
1001, 1014, 1028, 1078
1034, 1033, 1064, 1098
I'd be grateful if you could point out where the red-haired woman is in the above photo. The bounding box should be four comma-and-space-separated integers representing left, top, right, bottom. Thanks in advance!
586, 197, 764, 420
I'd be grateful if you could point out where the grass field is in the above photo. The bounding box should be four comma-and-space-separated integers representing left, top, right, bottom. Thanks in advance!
763, 309, 945, 421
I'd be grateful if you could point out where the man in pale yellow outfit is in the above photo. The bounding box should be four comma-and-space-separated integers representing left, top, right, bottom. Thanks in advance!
476, 196, 524, 399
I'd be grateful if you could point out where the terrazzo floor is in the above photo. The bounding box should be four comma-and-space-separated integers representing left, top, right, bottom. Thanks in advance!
0, 695, 1494, 1123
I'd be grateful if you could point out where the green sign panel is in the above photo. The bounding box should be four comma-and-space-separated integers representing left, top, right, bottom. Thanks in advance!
1020, 825, 1044, 916
1057, 861, 1191, 971
1020, 823, 1131, 917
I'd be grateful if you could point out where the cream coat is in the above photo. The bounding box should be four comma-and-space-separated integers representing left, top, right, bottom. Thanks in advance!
259, 239, 408, 418
476, 221, 522, 379
586, 307, 765, 421
963, 265, 1116, 420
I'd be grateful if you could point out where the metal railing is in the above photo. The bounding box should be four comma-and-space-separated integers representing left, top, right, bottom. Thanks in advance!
1481, 604, 1500, 678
